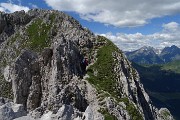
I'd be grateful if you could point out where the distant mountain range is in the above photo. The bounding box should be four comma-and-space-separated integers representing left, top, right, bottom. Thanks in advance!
125, 45, 180, 64
126, 45, 180, 119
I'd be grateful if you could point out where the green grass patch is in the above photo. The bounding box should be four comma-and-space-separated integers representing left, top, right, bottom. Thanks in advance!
87, 36, 118, 96
26, 18, 52, 52
162, 60, 180, 73
87, 36, 143, 120
121, 98, 143, 120
162, 110, 171, 118
98, 108, 118, 120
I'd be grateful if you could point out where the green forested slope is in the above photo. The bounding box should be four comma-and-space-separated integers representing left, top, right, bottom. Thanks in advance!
132, 62, 180, 120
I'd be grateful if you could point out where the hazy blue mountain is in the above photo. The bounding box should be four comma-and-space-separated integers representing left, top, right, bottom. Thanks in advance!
125, 46, 164, 64
160, 45, 180, 62
125, 45, 180, 64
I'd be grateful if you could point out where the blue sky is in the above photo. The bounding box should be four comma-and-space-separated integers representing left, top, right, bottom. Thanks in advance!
0, 0, 180, 51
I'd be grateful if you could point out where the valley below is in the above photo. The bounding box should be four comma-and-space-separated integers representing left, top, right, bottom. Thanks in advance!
132, 61, 180, 120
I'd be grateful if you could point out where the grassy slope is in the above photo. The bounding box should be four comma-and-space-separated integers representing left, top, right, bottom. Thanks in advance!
162, 60, 180, 73
26, 18, 52, 52
87, 36, 142, 120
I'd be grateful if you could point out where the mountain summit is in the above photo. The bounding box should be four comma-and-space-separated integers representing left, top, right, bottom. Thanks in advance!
160, 45, 180, 62
125, 46, 164, 64
0, 9, 173, 120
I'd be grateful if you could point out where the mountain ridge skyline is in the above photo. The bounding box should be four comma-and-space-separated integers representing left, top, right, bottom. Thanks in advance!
0, 9, 174, 120
125, 45, 180, 64
1, 0, 180, 51
124, 45, 180, 52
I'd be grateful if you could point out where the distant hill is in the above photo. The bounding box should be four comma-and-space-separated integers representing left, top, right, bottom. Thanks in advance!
125, 45, 180, 64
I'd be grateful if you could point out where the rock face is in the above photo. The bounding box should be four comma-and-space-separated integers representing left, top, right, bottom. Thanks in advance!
0, 9, 174, 120
0, 10, 32, 43
0, 97, 26, 120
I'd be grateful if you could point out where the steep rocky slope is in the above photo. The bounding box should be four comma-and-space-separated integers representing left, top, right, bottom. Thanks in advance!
0, 9, 173, 120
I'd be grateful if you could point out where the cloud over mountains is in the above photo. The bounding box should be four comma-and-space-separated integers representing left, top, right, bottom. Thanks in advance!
101, 22, 180, 51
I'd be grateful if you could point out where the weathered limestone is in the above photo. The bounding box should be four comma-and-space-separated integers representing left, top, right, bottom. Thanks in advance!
0, 9, 174, 120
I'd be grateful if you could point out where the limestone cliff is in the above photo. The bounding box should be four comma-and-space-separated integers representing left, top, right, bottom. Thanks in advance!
0, 9, 173, 120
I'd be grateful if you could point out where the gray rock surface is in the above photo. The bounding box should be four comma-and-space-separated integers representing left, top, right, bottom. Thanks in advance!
0, 98, 26, 120
0, 9, 174, 120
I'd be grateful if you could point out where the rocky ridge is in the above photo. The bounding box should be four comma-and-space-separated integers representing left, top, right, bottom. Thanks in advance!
0, 9, 174, 120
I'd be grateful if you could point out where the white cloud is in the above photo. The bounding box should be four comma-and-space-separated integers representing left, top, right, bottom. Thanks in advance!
100, 22, 180, 51
0, 3, 29, 13
163, 22, 179, 32
44, 0, 180, 27
0, 7, 5, 12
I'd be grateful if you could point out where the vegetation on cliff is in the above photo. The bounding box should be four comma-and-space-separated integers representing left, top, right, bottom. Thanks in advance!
87, 36, 143, 120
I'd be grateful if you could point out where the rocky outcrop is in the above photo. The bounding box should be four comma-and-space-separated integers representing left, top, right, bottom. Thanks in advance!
158, 108, 174, 120
0, 9, 174, 120
111, 51, 157, 119
0, 10, 32, 44
0, 97, 26, 120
